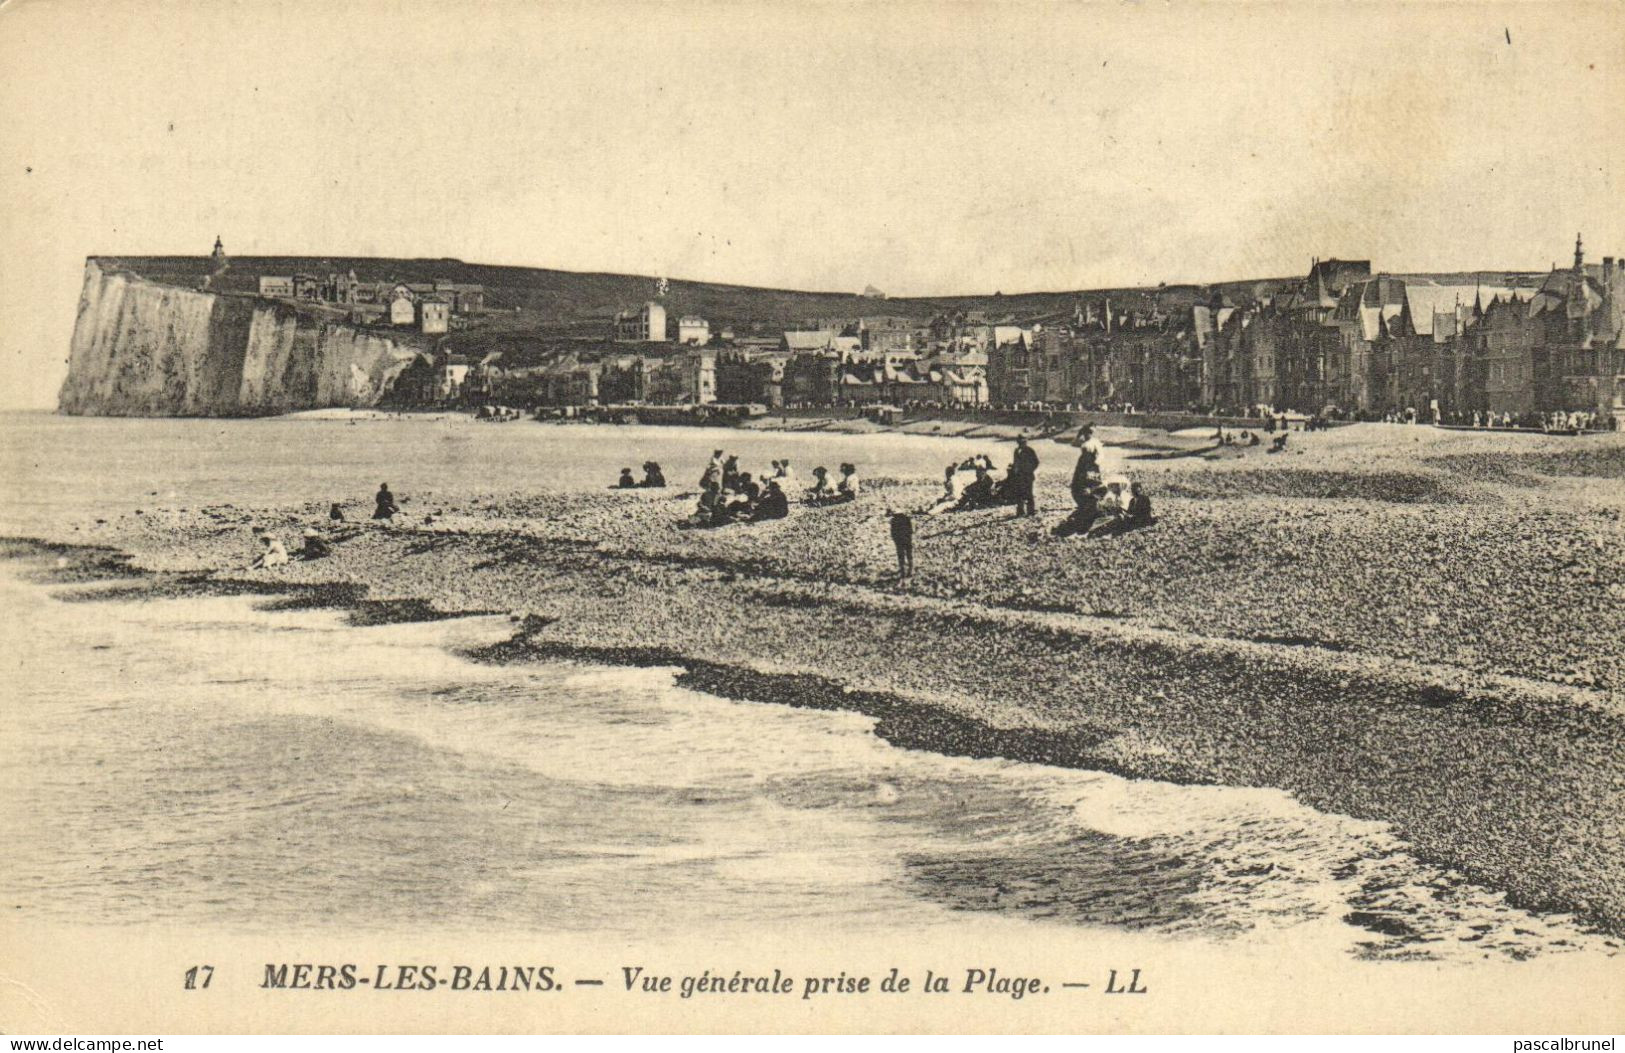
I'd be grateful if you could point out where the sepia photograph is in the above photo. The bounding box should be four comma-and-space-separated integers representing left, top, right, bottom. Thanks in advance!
1, 0, 1622, 1040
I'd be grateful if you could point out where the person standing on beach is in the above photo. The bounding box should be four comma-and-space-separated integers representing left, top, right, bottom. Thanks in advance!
888, 509, 914, 579
1010, 435, 1039, 517
702, 450, 724, 489
373, 483, 399, 521
1070, 425, 1102, 508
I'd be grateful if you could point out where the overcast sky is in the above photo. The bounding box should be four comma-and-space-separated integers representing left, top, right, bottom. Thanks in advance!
1, 0, 1621, 408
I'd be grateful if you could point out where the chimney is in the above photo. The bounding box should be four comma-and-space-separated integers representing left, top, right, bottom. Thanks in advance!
1604, 257, 1615, 283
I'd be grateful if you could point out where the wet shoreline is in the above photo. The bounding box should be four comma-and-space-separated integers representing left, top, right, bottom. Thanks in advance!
5, 528, 1623, 943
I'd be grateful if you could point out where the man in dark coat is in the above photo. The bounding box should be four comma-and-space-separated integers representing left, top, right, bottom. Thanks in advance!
750, 480, 789, 521
1010, 435, 1040, 517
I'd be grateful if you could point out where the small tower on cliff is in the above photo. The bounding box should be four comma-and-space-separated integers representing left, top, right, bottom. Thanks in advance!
200, 235, 230, 290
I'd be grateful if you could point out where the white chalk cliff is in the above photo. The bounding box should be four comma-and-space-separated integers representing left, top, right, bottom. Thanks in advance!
58, 260, 424, 416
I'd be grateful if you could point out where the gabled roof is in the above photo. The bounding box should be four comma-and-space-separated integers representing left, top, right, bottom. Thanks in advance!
992, 325, 1031, 347
1310, 269, 1337, 309
1306, 258, 1372, 295
1401, 284, 1469, 336
1357, 304, 1403, 341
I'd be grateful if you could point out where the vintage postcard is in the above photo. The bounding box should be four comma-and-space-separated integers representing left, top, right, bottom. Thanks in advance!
1, 0, 1622, 1037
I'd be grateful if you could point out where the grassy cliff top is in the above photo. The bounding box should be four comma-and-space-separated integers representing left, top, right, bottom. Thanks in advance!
93, 254, 1544, 330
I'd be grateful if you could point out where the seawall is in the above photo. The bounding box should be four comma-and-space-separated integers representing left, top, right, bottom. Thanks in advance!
57, 260, 426, 416
765, 405, 1350, 433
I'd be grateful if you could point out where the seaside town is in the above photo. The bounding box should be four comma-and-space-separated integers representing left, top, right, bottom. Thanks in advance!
13, 0, 1625, 1039
33, 234, 1625, 960
220, 235, 1625, 431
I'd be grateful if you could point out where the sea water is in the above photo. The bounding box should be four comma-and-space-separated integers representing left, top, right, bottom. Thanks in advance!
0, 410, 1021, 536
0, 563, 1608, 961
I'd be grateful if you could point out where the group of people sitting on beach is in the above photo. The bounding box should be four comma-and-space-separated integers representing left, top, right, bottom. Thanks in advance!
907, 427, 1153, 540
1052, 425, 1156, 539
1216, 425, 1290, 453
247, 482, 405, 570
247, 511, 363, 569
615, 462, 668, 488
679, 449, 861, 528
923, 434, 1042, 517
245, 424, 1157, 579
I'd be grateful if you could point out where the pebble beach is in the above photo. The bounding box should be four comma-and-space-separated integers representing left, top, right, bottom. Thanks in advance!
7, 418, 1624, 936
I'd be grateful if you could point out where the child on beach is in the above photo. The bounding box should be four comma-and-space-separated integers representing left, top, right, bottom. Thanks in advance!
1126, 482, 1155, 528
888, 509, 914, 580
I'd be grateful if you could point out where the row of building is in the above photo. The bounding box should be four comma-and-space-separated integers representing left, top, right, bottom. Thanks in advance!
387, 237, 1625, 424
256, 272, 487, 336
611, 300, 714, 345
1185, 240, 1624, 421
